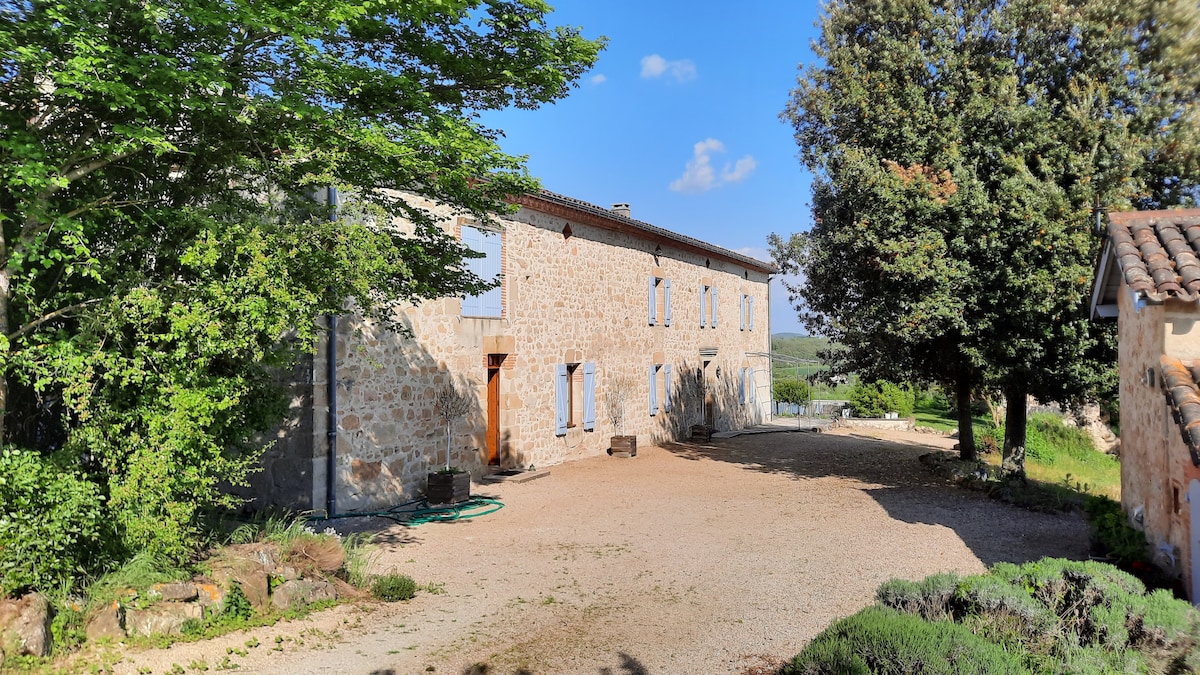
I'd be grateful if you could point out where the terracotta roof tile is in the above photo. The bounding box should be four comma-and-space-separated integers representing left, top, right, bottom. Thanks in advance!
1159, 355, 1200, 466
1109, 210, 1200, 302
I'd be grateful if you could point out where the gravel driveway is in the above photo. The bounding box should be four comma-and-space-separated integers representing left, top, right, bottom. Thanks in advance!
113, 428, 1089, 675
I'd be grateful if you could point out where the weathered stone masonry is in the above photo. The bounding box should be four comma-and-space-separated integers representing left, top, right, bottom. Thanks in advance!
248, 191, 776, 513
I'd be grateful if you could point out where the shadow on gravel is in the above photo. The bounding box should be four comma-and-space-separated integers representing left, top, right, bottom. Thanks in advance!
664, 432, 1089, 567
598, 652, 649, 675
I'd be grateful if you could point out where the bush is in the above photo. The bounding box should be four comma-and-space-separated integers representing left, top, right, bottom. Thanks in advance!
0, 449, 108, 595
774, 378, 810, 407
848, 381, 915, 418
795, 559, 1200, 675
371, 573, 416, 602
784, 606, 1029, 674
1084, 496, 1150, 567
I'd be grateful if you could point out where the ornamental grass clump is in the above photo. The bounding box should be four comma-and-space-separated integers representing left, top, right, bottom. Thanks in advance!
370, 573, 416, 602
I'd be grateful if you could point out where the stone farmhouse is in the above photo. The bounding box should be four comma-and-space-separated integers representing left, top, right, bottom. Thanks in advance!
1091, 208, 1200, 602
246, 190, 777, 514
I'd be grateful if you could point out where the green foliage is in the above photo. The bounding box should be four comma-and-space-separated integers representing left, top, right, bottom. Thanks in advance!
848, 381, 915, 418
86, 551, 189, 609
785, 606, 1029, 674
0, 0, 603, 580
1084, 496, 1151, 567
771, 336, 833, 362
370, 573, 417, 602
772, 0, 1200, 472
773, 378, 810, 407
0, 449, 107, 595
220, 583, 253, 623
799, 559, 1200, 675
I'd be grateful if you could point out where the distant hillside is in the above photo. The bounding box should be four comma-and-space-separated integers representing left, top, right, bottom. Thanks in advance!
771, 335, 833, 362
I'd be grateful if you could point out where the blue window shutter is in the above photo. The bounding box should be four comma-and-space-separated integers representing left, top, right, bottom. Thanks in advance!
711, 288, 718, 328
739, 368, 746, 404
748, 296, 755, 331
700, 286, 707, 328
582, 363, 596, 431
740, 294, 746, 331
648, 276, 657, 325
663, 279, 672, 326
748, 368, 756, 404
461, 226, 482, 316
555, 364, 568, 436
649, 365, 658, 416
480, 231, 502, 317
664, 364, 673, 412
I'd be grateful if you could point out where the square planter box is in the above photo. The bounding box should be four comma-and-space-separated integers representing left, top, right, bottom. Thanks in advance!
427, 471, 470, 505
608, 435, 637, 457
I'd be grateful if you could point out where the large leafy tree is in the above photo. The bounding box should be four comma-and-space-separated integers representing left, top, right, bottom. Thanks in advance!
772, 0, 1199, 469
0, 0, 602, 563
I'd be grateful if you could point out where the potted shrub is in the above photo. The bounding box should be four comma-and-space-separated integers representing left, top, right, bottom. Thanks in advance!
606, 375, 636, 456
427, 384, 472, 504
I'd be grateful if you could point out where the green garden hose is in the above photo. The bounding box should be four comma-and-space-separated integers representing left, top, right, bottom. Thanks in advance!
311, 497, 503, 526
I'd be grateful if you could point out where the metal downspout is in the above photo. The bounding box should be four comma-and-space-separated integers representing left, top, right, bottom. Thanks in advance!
325, 186, 339, 519
767, 273, 773, 421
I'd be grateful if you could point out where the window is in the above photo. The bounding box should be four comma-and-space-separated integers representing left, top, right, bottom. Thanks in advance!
461, 225, 502, 317
740, 367, 756, 405
739, 294, 755, 331
648, 276, 672, 326
556, 362, 595, 435
700, 286, 718, 328
648, 363, 672, 416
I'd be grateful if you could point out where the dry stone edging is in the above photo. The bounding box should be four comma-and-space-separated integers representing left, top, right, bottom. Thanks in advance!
0, 593, 51, 657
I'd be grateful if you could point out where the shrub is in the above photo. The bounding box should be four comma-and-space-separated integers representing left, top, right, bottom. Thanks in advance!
876, 573, 958, 622
0, 449, 108, 595
784, 606, 1029, 674
371, 573, 416, 602
848, 381, 915, 418
1084, 496, 1150, 566
774, 379, 810, 407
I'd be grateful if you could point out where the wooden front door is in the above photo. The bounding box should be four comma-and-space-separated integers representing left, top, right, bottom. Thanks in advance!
486, 366, 501, 465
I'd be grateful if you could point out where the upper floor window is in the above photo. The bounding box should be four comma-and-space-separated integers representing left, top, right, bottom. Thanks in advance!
461, 225, 502, 318
740, 294, 755, 331
648, 276, 672, 326
700, 286, 718, 328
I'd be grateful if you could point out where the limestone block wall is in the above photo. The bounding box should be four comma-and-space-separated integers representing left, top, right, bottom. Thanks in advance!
302, 194, 773, 513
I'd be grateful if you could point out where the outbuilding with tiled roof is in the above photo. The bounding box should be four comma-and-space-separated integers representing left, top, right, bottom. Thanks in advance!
1091, 208, 1200, 605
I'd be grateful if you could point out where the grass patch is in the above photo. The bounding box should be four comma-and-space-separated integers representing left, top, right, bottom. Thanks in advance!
371, 573, 417, 602
912, 399, 990, 436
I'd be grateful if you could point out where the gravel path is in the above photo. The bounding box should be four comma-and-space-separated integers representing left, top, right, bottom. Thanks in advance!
111, 428, 1089, 675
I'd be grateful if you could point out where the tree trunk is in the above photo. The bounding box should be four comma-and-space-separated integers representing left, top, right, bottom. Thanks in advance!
955, 373, 976, 461
1002, 383, 1028, 481
984, 393, 1005, 428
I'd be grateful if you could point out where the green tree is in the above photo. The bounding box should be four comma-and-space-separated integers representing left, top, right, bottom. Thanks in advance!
772, 0, 1199, 472
0, 0, 602, 566
773, 378, 810, 411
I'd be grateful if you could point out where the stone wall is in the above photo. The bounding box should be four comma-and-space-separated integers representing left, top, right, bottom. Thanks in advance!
288, 195, 774, 513
1118, 290, 1200, 599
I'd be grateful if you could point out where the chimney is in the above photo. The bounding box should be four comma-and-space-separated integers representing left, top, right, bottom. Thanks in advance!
611, 203, 631, 218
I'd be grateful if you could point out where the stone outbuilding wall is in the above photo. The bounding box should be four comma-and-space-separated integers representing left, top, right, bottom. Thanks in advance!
248, 192, 775, 513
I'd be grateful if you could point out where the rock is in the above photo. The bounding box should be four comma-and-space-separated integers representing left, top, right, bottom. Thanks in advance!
0, 593, 51, 656
149, 582, 198, 602
270, 579, 337, 612
85, 601, 126, 642
194, 583, 226, 616
208, 558, 270, 609
125, 602, 203, 637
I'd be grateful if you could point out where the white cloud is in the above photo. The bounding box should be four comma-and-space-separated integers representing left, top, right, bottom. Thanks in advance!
640, 54, 697, 83
669, 138, 757, 193
589, 73, 607, 85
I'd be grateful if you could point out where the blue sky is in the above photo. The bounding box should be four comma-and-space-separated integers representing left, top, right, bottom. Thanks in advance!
478, 1, 823, 335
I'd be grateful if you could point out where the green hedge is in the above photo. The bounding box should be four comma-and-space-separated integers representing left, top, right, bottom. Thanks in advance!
848, 381, 915, 418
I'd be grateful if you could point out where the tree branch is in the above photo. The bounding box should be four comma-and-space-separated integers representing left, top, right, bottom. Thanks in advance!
7, 299, 100, 342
